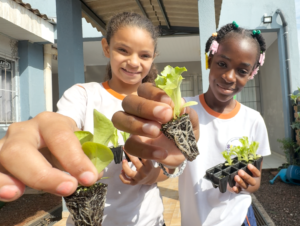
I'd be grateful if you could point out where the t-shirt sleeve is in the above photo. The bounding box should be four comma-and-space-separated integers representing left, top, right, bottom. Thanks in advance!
56, 85, 87, 130
251, 114, 271, 157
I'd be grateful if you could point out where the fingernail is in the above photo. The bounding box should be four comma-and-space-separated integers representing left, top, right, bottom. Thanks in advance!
153, 106, 172, 120
153, 150, 167, 159
56, 181, 74, 196
160, 95, 171, 104
248, 164, 253, 169
0, 185, 19, 200
142, 123, 160, 135
79, 171, 95, 185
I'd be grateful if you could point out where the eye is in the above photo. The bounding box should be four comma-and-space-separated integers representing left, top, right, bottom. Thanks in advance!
217, 62, 226, 68
141, 54, 151, 59
238, 69, 249, 76
118, 48, 127, 53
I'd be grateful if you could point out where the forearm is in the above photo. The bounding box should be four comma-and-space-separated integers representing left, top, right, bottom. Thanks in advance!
154, 168, 175, 183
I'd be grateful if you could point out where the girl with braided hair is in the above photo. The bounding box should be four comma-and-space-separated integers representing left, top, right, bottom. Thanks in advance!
175, 21, 271, 226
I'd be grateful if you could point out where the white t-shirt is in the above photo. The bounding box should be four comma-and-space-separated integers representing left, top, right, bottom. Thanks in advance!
57, 82, 164, 226
179, 94, 271, 226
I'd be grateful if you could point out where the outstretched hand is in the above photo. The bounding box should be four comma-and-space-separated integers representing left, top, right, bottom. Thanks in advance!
112, 82, 199, 168
0, 112, 102, 202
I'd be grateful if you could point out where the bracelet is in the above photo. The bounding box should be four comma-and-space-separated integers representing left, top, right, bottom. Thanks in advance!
158, 159, 187, 178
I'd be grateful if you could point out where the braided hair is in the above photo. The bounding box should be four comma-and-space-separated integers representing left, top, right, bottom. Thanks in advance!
205, 22, 266, 70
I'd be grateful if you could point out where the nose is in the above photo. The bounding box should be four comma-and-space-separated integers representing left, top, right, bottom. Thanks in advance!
222, 69, 236, 83
127, 54, 140, 68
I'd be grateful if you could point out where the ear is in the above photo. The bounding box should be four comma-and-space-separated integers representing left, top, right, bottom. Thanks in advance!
101, 38, 110, 58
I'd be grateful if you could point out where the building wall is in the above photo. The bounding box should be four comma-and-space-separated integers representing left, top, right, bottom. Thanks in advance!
260, 40, 285, 155
84, 61, 202, 84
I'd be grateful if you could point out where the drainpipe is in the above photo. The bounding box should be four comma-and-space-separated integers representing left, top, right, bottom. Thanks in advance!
276, 9, 294, 140
44, 44, 57, 112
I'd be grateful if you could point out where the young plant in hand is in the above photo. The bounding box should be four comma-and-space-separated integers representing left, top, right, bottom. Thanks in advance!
64, 109, 123, 226
155, 65, 199, 161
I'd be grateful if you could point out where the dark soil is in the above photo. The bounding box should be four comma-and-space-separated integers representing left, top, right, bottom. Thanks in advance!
0, 193, 61, 226
254, 169, 300, 226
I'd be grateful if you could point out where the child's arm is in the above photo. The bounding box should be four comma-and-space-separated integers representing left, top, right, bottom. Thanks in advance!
231, 161, 262, 194
119, 152, 174, 185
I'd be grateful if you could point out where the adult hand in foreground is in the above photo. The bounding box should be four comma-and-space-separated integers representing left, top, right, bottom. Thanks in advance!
0, 112, 102, 202
112, 82, 200, 168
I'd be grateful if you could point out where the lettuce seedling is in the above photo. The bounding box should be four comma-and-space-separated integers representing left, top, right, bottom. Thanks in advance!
249, 141, 260, 160
65, 109, 117, 226
222, 149, 235, 166
155, 66, 199, 161
155, 65, 198, 119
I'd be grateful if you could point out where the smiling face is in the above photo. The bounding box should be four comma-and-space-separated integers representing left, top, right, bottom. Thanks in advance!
207, 36, 258, 103
102, 26, 155, 86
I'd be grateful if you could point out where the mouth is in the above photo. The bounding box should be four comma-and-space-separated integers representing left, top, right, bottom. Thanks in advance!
121, 68, 141, 75
217, 84, 235, 94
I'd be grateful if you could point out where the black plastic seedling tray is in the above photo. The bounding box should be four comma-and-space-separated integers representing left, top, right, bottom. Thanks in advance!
110, 146, 124, 164
204, 156, 263, 193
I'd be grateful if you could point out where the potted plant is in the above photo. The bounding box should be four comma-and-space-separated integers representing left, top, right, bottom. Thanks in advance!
64, 109, 118, 226
204, 137, 262, 193
155, 65, 199, 161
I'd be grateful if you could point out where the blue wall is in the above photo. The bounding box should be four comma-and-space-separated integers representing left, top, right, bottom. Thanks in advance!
25, 0, 103, 39
18, 41, 45, 120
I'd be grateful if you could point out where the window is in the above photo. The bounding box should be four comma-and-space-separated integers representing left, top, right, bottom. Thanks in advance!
236, 72, 262, 113
181, 76, 194, 97
0, 57, 17, 124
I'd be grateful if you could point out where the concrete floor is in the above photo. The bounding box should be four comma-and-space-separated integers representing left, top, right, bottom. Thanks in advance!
262, 152, 286, 169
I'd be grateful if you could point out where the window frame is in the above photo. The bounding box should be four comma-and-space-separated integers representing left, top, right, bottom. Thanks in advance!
0, 53, 20, 127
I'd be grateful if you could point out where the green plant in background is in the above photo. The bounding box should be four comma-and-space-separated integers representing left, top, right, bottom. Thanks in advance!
291, 121, 300, 130
290, 87, 300, 105
155, 65, 198, 119
277, 138, 300, 167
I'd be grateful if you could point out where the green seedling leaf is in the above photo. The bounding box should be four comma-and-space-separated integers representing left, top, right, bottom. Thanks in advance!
249, 141, 259, 160
111, 128, 119, 148
120, 131, 130, 143
222, 150, 233, 165
74, 131, 93, 145
155, 65, 198, 119
82, 142, 114, 173
182, 101, 198, 109
93, 109, 118, 146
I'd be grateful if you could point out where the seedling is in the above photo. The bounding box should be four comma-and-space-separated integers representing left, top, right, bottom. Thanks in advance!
155, 65, 199, 161
65, 109, 123, 226
204, 137, 263, 193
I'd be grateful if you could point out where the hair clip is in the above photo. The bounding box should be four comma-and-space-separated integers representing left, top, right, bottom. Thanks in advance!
259, 52, 265, 66
252, 30, 261, 36
212, 33, 218, 37
232, 21, 239, 29
205, 53, 209, 70
209, 40, 219, 55
250, 67, 259, 79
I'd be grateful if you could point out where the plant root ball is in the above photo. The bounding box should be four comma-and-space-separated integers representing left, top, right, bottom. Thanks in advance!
64, 182, 108, 226
161, 113, 199, 161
